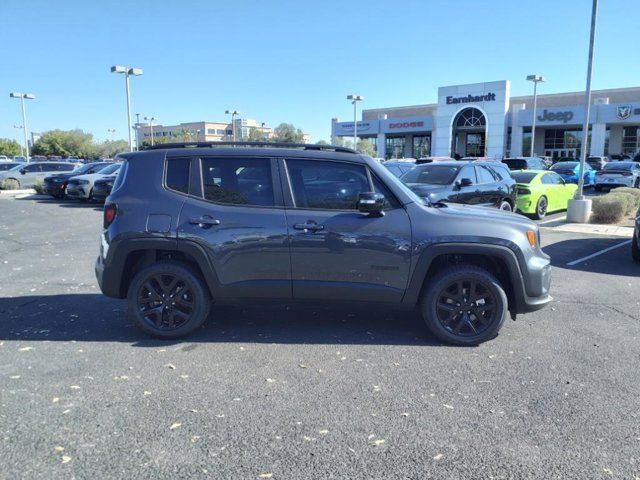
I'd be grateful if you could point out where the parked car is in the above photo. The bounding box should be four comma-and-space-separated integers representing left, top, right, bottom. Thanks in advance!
594, 161, 640, 190
66, 163, 121, 201
549, 161, 596, 186
95, 143, 551, 345
400, 161, 517, 211
0, 155, 10, 162
12, 156, 27, 163
92, 175, 118, 202
633, 211, 640, 262
383, 161, 415, 178
417, 156, 455, 164
502, 157, 547, 171
608, 154, 632, 162
43, 161, 114, 199
538, 156, 553, 168
0, 162, 80, 189
512, 170, 578, 219
586, 156, 608, 171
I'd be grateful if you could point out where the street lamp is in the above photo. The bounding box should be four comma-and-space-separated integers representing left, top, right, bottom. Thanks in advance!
144, 116, 156, 146
110, 65, 143, 152
347, 94, 364, 150
13, 125, 24, 156
567, 0, 598, 223
107, 128, 116, 140
225, 109, 240, 141
9, 92, 35, 160
526, 75, 545, 157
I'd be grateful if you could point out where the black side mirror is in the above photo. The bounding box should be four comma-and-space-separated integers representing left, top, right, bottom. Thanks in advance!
455, 178, 473, 189
357, 192, 385, 217
19, 169, 26, 175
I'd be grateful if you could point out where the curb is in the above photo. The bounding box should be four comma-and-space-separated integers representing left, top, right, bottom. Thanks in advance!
547, 222, 634, 238
0, 189, 36, 197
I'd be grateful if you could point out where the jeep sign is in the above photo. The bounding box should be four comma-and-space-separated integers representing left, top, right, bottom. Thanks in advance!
537, 109, 574, 123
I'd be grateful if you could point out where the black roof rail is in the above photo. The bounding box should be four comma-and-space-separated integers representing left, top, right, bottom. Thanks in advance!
143, 141, 358, 154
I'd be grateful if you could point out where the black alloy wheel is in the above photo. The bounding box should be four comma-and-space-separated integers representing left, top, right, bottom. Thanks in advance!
535, 196, 548, 220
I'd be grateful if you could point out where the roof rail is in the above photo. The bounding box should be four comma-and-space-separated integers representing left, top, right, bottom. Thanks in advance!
143, 141, 358, 154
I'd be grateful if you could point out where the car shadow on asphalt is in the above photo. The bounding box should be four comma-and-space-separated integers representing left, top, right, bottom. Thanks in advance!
15, 196, 103, 210
0, 294, 443, 347
543, 237, 637, 276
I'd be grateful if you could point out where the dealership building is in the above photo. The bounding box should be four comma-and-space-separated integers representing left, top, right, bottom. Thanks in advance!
331, 80, 640, 160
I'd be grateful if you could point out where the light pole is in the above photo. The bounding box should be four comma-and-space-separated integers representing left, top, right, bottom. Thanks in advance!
225, 110, 240, 141
347, 95, 364, 150
9, 92, 35, 160
526, 75, 545, 157
13, 125, 24, 156
144, 116, 156, 146
567, 0, 598, 223
135, 113, 141, 150
110, 65, 143, 152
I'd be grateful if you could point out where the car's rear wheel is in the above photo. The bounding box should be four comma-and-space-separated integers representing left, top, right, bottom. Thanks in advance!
2, 178, 20, 190
499, 200, 512, 212
594, 185, 602, 192
534, 195, 548, 220
634, 178, 640, 188
127, 261, 211, 338
421, 265, 508, 345
632, 236, 640, 262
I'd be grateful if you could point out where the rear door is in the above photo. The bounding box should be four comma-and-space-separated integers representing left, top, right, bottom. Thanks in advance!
475, 164, 501, 206
19, 163, 43, 186
177, 155, 291, 299
282, 158, 412, 303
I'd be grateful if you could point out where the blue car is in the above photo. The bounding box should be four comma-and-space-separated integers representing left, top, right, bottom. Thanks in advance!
550, 161, 596, 186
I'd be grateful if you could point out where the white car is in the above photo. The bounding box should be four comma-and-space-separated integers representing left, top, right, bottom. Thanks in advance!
0, 162, 79, 189
66, 163, 121, 200
594, 161, 640, 190
0, 155, 10, 162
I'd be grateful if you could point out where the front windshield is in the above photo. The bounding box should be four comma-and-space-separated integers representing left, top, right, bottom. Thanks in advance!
401, 165, 460, 185
98, 163, 121, 175
73, 163, 102, 174
551, 162, 578, 170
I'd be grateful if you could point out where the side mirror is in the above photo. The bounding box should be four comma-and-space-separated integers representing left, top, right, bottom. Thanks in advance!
19, 168, 26, 175
357, 192, 385, 217
455, 178, 473, 189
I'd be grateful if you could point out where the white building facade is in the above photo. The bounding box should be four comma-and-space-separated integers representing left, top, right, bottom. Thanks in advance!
331, 80, 640, 160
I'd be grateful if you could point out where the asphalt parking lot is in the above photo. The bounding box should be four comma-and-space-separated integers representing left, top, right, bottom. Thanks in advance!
1, 196, 639, 479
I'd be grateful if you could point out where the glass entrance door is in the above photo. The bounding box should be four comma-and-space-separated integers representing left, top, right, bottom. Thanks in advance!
466, 132, 486, 157
545, 149, 577, 160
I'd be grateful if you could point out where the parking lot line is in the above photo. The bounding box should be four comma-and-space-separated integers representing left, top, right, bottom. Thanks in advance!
566, 240, 632, 266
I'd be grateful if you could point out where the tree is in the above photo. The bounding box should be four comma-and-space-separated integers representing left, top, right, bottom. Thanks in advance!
315, 140, 329, 145
272, 123, 305, 143
356, 139, 376, 157
31, 129, 96, 158
95, 140, 129, 158
332, 137, 345, 147
0, 138, 22, 157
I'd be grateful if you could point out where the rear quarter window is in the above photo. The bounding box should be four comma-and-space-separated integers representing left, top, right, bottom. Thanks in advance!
110, 161, 128, 193
165, 158, 191, 194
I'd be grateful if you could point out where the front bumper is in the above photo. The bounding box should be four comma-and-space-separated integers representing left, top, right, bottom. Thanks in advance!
66, 185, 90, 198
515, 253, 552, 313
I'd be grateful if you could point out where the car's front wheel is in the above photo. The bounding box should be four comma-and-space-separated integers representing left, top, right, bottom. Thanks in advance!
421, 265, 508, 345
534, 195, 548, 220
498, 200, 512, 212
2, 178, 20, 190
127, 261, 211, 338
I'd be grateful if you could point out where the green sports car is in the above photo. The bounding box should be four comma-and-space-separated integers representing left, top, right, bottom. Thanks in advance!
513, 170, 578, 219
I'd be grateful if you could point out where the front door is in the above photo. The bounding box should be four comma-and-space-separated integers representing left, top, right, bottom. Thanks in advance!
177, 156, 291, 299
453, 165, 482, 205
282, 158, 412, 303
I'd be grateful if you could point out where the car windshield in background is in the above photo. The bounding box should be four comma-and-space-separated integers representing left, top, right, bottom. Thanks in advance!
502, 159, 527, 170
511, 172, 538, 183
603, 162, 633, 171
401, 165, 459, 185
73, 163, 100, 174
98, 163, 121, 175
551, 162, 578, 171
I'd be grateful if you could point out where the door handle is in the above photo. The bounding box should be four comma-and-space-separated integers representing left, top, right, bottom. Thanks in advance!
189, 216, 221, 227
293, 222, 324, 232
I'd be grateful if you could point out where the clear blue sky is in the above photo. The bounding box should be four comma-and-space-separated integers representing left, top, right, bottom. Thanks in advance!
1, 0, 638, 144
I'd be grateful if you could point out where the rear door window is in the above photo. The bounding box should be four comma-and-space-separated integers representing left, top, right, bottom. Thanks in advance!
200, 157, 274, 206
476, 165, 496, 184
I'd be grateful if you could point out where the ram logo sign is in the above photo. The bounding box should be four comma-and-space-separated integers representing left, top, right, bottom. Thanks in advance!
617, 105, 632, 120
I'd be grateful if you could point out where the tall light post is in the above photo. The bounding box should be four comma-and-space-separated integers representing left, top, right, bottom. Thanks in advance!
144, 116, 156, 146
526, 75, 545, 157
225, 110, 240, 141
110, 65, 143, 152
13, 125, 24, 156
567, 0, 598, 223
347, 94, 364, 150
9, 92, 35, 160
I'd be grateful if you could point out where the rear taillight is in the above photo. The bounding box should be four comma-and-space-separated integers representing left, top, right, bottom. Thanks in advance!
517, 187, 531, 195
104, 203, 117, 229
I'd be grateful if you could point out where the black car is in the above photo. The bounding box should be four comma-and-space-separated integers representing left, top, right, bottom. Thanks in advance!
43, 161, 113, 199
95, 143, 551, 346
502, 157, 547, 171
400, 161, 517, 211
92, 175, 117, 202
382, 161, 415, 178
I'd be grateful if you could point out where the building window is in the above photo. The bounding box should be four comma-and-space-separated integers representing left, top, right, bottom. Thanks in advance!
544, 128, 590, 158
412, 135, 431, 158
522, 128, 532, 156
207, 128, 216, 134
505, 127, 512, 156
604, 128, 610, 155
216, 129, 226, 135
622, 126, 639, 155
385, 137, 405, 159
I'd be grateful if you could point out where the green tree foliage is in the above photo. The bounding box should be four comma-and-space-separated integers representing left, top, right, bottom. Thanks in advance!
272, 123, 305, 143
31, 129, 95, 158
95, 140, 129, 158
356, 139, 376, 156
0, 138, 22, 157
315, 140, 329, 145
247, 127, 268, 142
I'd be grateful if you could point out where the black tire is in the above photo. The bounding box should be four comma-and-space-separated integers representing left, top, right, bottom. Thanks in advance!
127, 261, 211, 338
420, 265, 508, 346
594, 185, 602, 192
632, 236, 640, 262
635, 178, 640, 189
498, 200, 512, 212
2, 178, 20, 190
534, 195, 548, 220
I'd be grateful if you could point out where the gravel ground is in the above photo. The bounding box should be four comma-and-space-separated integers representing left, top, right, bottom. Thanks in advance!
1, 195, 638, 479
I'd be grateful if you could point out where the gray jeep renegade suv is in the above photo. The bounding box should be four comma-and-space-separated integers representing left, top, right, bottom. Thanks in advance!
95, 142, 551, 345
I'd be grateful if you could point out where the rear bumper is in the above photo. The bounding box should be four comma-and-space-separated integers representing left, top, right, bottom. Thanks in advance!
66, 186, 89, 198
595, 178, 634, 187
